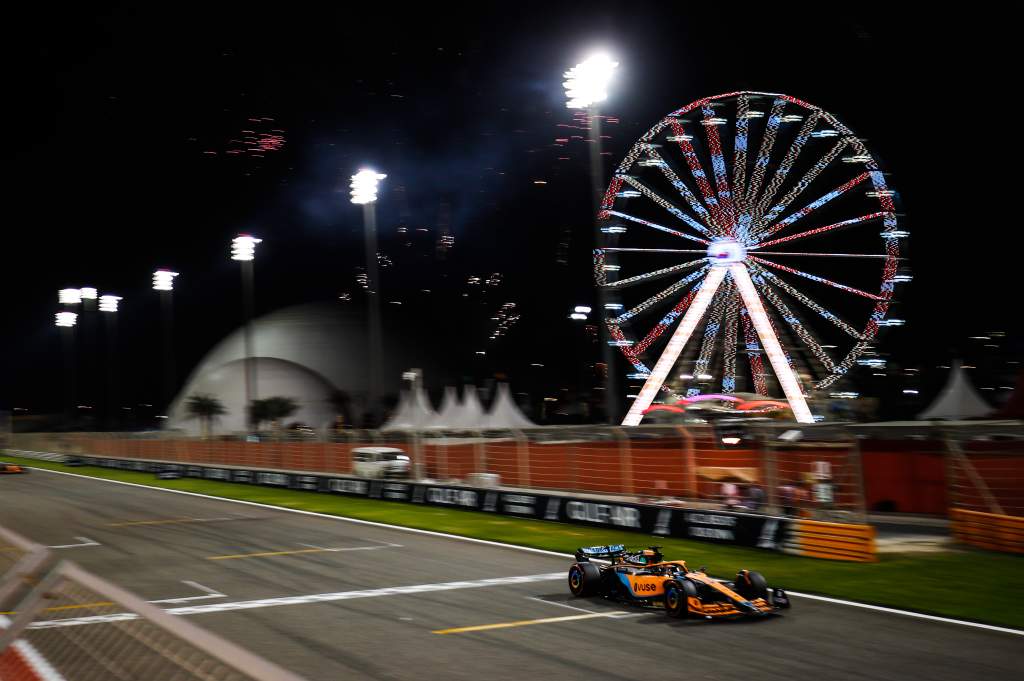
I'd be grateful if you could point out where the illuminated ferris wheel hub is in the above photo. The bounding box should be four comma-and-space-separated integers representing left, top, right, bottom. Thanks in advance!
707, 239, 746, 265
597, 91, 906, 427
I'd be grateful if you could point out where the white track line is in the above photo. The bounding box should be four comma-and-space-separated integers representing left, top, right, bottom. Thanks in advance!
19, 465, 1024, 637
47, 536, 99, 549
28, 573, 567, 629
149, 581, 227, 605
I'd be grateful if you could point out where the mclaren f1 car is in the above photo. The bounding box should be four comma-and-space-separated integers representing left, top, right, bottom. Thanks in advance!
0, 462, 26, 474
568, 544, 790, 619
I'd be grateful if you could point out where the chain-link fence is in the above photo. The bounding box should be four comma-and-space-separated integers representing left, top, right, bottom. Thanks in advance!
0, 526, 306, 681
943, 424, 1024, 517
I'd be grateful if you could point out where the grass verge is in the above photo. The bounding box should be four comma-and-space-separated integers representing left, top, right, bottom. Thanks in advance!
4, 454, 1023, 629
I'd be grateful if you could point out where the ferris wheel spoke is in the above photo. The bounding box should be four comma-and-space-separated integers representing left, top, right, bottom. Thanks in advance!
754, 110, 821, 221
643, 146, 717, 228
619, 177, 716, 239
758, 171, 872, 239
729, 264, 814, 423
749, 211, 888, 250
667, 118, 726, 232
751, 271, 836, 374
603, 258, 706, 289
605, 211, 710, 245
748, 255, 882, 300
748, 264, 863, 338
732, 95, 750, 219
751, 251, 896, 259
701, 105, 737, 232
622, 267, 728, 426
721, 289, 740, 393
754, 138, 849, 234
745, 98, 787, 214
611, 266, 709, 324
689, 284, 729, 395
740, 307, 768, 396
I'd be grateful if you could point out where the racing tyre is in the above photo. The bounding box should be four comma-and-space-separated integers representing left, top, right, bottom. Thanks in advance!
734, 570, 768, 600
663, 579, 697, 618
568, 562, 602, 597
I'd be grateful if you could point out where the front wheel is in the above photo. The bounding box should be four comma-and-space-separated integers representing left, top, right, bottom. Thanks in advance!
664, 579, 697, 618
568, 562, 602, 597
734, 570, 768, 600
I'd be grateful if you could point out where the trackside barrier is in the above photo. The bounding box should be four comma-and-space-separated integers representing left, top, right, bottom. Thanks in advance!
950, 508, 1024, 554
0, 525, 309, 681
784, 519, 876, 562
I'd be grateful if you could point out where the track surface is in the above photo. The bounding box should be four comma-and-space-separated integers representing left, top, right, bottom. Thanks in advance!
1, 470, 1021, 680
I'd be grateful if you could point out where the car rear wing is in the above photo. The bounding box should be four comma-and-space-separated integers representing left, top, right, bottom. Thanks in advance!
574, 544, 625, 562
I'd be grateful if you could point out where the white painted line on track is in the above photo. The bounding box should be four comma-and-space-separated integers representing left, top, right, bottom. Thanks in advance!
297, 543, 402, 552
787, 591, 1024, 636
48, 536, 100, 549
149, 581, 226, 605
27, 572, 567, 629
21, 465, 1024, 637
524, 596, 598, 614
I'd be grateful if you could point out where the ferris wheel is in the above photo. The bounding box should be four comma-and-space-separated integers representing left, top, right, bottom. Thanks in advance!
596, 91, 907, 425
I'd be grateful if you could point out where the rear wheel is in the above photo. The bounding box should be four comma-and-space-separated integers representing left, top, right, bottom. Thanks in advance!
734, 570, 768, 600
568, 562, 602, 597
664, 579, 697, 618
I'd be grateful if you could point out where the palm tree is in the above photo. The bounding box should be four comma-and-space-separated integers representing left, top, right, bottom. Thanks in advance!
249, 396, 299, 433
185, 394, 227, 439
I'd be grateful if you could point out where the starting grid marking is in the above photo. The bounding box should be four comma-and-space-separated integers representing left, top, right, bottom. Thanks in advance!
207, 541, 402, 561
25, 572, 567, 629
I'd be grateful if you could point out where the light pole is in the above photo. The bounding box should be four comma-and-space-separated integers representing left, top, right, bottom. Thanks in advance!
55, 311, 78, 422
351, 169, 386, 427
99, 295, 122, 429
564, 52, 619, 423
79, 287, 98, 424
231, 235, 261, 431
152, 269, 178, 419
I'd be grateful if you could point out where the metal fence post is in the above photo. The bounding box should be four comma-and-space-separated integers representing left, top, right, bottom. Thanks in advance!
513, 429, 529, 488
612, 427, 633, 496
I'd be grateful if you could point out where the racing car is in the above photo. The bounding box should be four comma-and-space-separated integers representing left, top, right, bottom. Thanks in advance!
568, 544, 790, 619
0, 461, 26, 474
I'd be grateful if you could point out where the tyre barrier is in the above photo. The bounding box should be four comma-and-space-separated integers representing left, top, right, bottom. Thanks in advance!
784, 519, 876, 562
950, 508, 1024, 554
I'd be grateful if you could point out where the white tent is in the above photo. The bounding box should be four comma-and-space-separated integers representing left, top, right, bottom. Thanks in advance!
917, 360, 993, 420
444, 386, 487, 430
430, 386, 463, 430
381, 386, 438, 430
481, 383, 535, 429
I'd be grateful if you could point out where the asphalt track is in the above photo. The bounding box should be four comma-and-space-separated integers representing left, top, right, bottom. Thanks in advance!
1, 469, 1022, 680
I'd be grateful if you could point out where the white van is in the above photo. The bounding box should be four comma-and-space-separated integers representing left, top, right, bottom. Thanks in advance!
351, 447, 411, 479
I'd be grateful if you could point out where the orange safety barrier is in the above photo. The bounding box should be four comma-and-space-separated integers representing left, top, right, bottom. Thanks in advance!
950, 508, 1024, 554
785, 519, 876, 562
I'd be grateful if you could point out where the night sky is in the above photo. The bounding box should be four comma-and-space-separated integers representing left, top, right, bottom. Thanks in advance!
2, 4, 1019, 422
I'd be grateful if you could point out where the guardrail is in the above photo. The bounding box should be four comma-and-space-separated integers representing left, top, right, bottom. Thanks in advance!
950, 508, 1024, 554
784, 519, 876, 562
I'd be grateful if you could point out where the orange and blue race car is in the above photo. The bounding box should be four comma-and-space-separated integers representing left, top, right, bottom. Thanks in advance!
568, 544, 790, 619
0, 461, 26, 474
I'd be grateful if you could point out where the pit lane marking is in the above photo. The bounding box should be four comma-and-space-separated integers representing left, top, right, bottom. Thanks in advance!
106, 516, 238, 527
208, 543, 402, 561
25, 572, 567, 628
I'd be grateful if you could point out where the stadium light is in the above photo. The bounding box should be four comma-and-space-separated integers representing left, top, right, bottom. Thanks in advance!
231, 234, 261, 261
59, 288, 82, 305
152, 269, 178, 291
350, 169, 387, 205
55, 311, 78, 327
98, 295, 122, 312
79, 287, 98, 300
563, 52, 618, 109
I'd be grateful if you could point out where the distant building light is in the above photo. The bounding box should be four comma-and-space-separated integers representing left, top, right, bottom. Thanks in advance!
627, 372, 650, 380
697, 374, 713, 380
679, 374, 694, 380
604, 303, 623, 310
721, 436, 741, 445
878, 319, 905, 327
574, 305, 592, 314
830, 392, 859, 399
902, 389, 919, 395
475, 351, 486, 355
569, 312, 587, 320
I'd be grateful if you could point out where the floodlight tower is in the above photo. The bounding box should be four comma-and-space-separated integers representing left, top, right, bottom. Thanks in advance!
231, 235, 261, 430
99, 295, 122, 427
564, 52, 619, 422
152, 269, 179, 418
351, 169, 387, 426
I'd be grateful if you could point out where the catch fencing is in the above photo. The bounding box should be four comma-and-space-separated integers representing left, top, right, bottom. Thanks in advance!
0, 525, 306, 681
